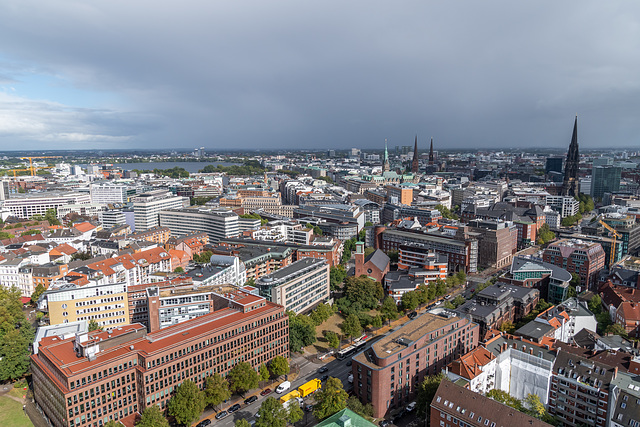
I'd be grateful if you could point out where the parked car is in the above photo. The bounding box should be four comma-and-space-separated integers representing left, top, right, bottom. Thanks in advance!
320, 374, 329, 381
276, 381, 291, 393
196, 420, 211, 427
318, 366, 329, 373
215, 411, 228, 420
244, 395, 258, 405
408, 311, 417, 319
406, 401, 416, 412
305, 404, 314, 412
260, 388, 272, 396
379, 420, 390, 427
228, 404, 241, 413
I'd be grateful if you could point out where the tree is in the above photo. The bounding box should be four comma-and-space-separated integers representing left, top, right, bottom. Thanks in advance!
235, 420, 252, 427
435, 204, 459, 220
313, 377, 348, 420
0, 286, 34, 381
330, 266, 347, 291
288, 311, 317, 352
104, 421, 120, 427
340, 314, 363, 342
524, 393, 546, 419
364, 247, 376, 257
287, 402, 304, 424
174, 267, 184, 273
536, 224, 556, 245
0, 231, 14, 240
204, 373, 231, 410
401, 291, 419, 311
269, 356, 290, 377
381, 297, 398, 323
588, 294, 603, 315
416, 373, 445, 417
605, 323, 629, 338
486, 389, 524, 411
228, 362, 260, 394
343, 275, 384, 310
324, 330, 340, 349
499, 321, 515, 334
255, 397, 288, 427
31, 283, 46, 305
347, 395, 374, 418
387, 250, 399, 263
88, 319, 103, 332
44, 208, 61, 226
259, 364, 270, 382
168, 380, 206, 426
136, 405, 169, 427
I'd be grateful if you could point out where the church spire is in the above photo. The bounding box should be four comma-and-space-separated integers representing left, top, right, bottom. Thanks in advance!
383, 139, 390, 172
428, 137, 434, 165
562, 116, 579, 197
411, 135, 419, 173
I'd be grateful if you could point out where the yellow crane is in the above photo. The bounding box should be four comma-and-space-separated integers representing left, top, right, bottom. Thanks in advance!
599, 219, 621, 268
19, 156, 62, 176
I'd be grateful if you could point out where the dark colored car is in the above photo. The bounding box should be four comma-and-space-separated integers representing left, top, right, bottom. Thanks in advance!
228, 403, 241, 413
196, 420, 211, 427
408, 311, 417, 319
320, 374, 329, 381
215, 411, 228, 420
260, 388, 272, 396
318, 366, 328, 373
346, 360, 352, 366
379, 421, 390, 427
244, 395, 258, 405
305, 404, 314, 412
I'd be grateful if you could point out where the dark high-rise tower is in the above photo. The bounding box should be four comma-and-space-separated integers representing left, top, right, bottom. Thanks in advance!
562, 116, 580, 197
411, 135, 419, 173
428, 137, 434, 165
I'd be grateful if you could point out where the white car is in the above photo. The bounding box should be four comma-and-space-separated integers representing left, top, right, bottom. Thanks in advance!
276, 381, 291, 393
406, 401, 416, 412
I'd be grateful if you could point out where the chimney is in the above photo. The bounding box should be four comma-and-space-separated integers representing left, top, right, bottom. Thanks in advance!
530, 348, 533, 355
512, 343, 517, 349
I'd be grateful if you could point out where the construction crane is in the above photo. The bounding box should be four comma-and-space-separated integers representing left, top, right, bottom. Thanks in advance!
20, 156, 62, 176
599, 219, 621, 268
5, 165, 54, 177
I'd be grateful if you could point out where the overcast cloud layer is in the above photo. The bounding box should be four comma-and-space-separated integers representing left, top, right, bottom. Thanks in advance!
0, 1, 639, 151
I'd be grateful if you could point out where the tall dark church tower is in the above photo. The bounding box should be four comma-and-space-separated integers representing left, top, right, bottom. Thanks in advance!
562, 116, 580, 197
428, 137, 434, 165
383, 139, 390, 172
411, 135, 419, 173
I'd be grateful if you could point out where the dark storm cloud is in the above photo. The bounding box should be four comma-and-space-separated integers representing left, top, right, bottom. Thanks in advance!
0, 1, 639, 150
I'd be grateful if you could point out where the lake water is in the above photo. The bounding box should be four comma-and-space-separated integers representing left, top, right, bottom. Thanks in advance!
80, 161, 234, 174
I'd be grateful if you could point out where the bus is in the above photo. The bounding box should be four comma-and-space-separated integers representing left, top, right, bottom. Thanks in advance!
337, 340, 368, 360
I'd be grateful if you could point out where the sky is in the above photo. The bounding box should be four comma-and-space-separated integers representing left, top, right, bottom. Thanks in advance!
0, 1, 639, 151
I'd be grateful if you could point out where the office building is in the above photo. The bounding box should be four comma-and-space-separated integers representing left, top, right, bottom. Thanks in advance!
159, 207, 240, 241
351, 311, 479, 418
2, 192, 91, 219
31, 290, 288, 427
133, 190, 186, 232
255, 258, 329, 314
591, 165, 622, 200
38, 282, 130, 329
546, 156, 564, 174
90, 183, 131, 204
543, 239, 606, 291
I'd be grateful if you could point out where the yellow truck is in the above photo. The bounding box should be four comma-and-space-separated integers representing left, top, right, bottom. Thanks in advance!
297, 378, 322, 397
279, 390, 301, 404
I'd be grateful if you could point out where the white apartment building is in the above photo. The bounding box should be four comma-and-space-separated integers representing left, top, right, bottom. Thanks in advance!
185, 255, 247, 287
57, 203, 105, 219
546, 195, 580, 218
2, 192, 91, 219
255, 258, 330, 314
133, 190, 187, 231
159, 207, 241, 241
90, 183, 129, 204
0, 258, 32, 297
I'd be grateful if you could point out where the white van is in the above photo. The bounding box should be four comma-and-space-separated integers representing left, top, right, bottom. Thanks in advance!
276, 381, 291, 393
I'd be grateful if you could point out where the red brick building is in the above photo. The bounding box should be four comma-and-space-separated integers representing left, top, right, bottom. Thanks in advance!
32, 290, 288, 427
543, 239, 606, 292
351, 312, 479, 418
354, 242, 390, 282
